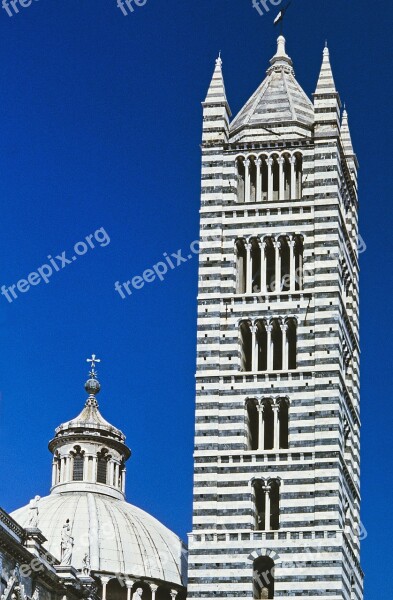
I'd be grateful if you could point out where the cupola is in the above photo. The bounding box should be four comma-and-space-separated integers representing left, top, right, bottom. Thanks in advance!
48, 355, 131, 500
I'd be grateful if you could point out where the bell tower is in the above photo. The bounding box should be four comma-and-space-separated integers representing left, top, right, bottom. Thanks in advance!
188, 37, 363, 599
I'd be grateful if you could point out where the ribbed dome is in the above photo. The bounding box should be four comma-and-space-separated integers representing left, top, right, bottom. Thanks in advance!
231, 36, 314, 132
11, 492, 186, 586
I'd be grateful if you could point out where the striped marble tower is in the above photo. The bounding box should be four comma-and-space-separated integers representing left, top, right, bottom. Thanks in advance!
187, 37, 363, 600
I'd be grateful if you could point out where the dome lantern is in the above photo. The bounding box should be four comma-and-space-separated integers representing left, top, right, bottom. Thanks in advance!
48, 356, 131, 500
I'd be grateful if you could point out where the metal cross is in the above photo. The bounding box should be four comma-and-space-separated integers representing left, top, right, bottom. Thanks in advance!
86, 354, 101, 369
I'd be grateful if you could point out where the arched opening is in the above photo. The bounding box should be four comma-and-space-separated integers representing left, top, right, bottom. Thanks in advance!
249, 158, 257, 203
240, 321, 252, 372
272, 157, 279, 201
106, 578, 128, 600
130, 582, 152, 600
265, 239, 275, 292
253, 556, 275, 599
269, 480, 280, 530
283, 155, 291, 200
294, 236, 303, 290
97, 449, 109, 484
236, 239, 247, 294
236, 158, 245, 203
72, 446, 84, 482
261, 157, 268, 201
295, 154, 302, 199
279, 237, 290, 292
253, 480, 266, 531
251, 238, 261, 293
262, 401, 274, 450
271, 320, 282, 371
156, 589, 171, 600
246, 400, 259, 451
278, 400, 289, 449
256, 320, 267, 371
287, 319, 297, 369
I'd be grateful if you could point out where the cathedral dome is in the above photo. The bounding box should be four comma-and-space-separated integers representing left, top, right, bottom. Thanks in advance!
11, 356, 187, 595
11, 492, 186, 586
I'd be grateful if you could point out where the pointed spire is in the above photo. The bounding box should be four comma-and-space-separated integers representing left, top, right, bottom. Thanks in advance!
269, 35, 293, 70
315, 43, 337, 95
204, 54, 229, 106
202, 54, 231, 145
341, 108, 355, 157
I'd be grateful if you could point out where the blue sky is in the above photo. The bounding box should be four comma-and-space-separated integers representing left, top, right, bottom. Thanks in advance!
0, 0, 391, 596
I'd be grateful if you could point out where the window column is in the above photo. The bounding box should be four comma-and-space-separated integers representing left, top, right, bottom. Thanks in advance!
246, 242, 252, 294
267, 158, 273, 202
251, 324, 258, 372
290, 156, 297, 200
51, 460, 57, 487
278, 157, 285, 201
289, 237, 296, 291
274, 240, 281, 292
263, 485, 271, 531
244, 159, 251, 203
114, 462, 120, 488
101, 577, 110, 600
281, 322, 288, 370
273, 405, 280, 449
260, 241, 267, 293
121, 468, 126, 493
255, 158, 262, 203
266, 324, 273, 371
125, 581, 135, 600
150, 585, 158, 600
91, 456, 97, 482
258, 404, 265, 450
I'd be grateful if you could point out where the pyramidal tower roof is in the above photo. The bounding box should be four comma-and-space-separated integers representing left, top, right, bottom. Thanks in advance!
204, 54, 231, 112
341, 108, 355, 157
315, 43, 337, 95
230, 36, 314, 132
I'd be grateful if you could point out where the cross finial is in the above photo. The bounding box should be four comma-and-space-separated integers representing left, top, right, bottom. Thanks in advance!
87, 354, 101, 372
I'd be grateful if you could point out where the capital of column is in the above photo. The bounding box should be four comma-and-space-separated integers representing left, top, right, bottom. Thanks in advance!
100, 576, 111, 586
250, 324, 258, 335
149, 584, 159, 593
280, 323, 288, 333
170, 591, 178, 600
125, 580, 135, 590
277, 157, 285, 165
255, 158, 262, 167
288, 239, 296, 248
262, 485, 271, 494
267, 157, 274, 167
244, 159, 251, 168
290, 155, 296, 165
265, 324, 273, 334
273, 240, 281, 250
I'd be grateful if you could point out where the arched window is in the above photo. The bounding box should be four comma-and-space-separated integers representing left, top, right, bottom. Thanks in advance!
287, 319, 297, 369
246, 399, 259, 451
272, 156, 279, 201
294, 236, 304, 290
262, 400, 274, 451
279, 237, 290, 292
295, 153, 302, 199
249, 157, 257, 203
271, 320, 282, 371
72, 446, 84, 481
97, 449, 109, 484
278, 399, 289, 449
264, 239, 275, 292
256, 321, 267, 371
236, 158, 245, 203
253, 479, 280, 532
251, 238, 261, 293
283, 154, 291, 200
253, 556, 275, 599
236, 239, 247, 294
240, 321, 252, 372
